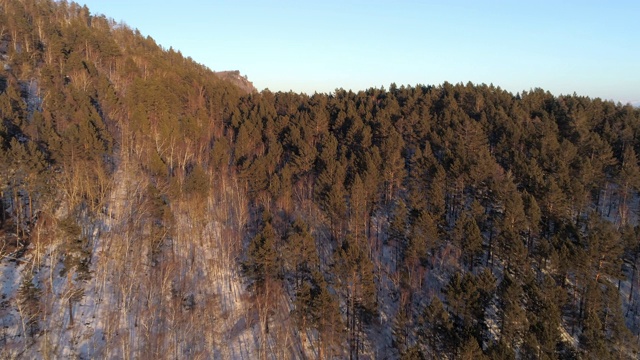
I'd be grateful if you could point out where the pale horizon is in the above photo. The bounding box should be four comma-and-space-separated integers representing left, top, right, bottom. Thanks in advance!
77, 0, 640, 105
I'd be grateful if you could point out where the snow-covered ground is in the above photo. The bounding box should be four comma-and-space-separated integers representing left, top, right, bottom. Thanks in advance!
3, 169, 640, 359
0, 163, 274, 359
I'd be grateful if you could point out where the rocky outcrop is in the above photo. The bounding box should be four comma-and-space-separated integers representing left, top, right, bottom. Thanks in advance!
214, 70, 257, 94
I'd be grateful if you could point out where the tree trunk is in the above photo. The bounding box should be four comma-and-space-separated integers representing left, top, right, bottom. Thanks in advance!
1, 191, 4, 225
68, 300, 74, 326
630, 255, 637, 303
487, 227, 494, 269
13, 188, 21, 242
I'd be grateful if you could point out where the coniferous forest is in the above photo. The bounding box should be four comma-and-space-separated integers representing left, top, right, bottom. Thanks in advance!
1, 0, 640, 359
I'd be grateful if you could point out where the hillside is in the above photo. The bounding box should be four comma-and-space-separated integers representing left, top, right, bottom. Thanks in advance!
2, 1, 640, 359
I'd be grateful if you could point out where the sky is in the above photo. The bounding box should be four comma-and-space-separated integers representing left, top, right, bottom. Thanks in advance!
76, 0, 639, 105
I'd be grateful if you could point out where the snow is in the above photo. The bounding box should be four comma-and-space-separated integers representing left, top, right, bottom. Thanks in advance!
0, 259, 23, 357
2, 162, 640, 357
0, 160, 272, 358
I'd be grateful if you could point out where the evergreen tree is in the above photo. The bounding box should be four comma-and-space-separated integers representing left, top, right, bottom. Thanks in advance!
335, 236, 376, 360
245, 211, 279, 292
452, 211, 483, 270
283, 218, 319, 288
389, 199, 409, 266
618, 145, 640, 226
419, 297, 453, 357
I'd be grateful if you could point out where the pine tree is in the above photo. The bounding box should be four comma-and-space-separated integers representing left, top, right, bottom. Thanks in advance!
283, 218, 318, 289
580, 307, 607, 359
389, 199, 409, 266
335, 236, 376, 359
407, 209, 437, 267
452, 211, 483, 270
348, 174, 368, 246
245, 211, 279, 292
183, 163, 210, 199
17, 273, 41, 338
585, 213, 623, 282
495, 175, 528, 274
524, 274, 563, 359
618, 145, 640, 226
311, 270, 344, 359
245, 211, 280, 340
380, 127, 406, 203
419, 297, 453, 356
498, 274, 527, 351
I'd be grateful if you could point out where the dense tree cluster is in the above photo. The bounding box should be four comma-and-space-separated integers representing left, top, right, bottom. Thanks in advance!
229, 83, 640, 357
2, 0, 640, 358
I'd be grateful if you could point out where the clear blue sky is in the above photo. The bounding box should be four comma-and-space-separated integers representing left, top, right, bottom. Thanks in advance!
77, 0, 639, 104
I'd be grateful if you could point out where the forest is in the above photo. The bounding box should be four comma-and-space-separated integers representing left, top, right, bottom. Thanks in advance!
1, 0, 640, 359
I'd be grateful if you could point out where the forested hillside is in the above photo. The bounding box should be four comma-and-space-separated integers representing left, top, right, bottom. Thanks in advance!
1, 0, 640, 359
